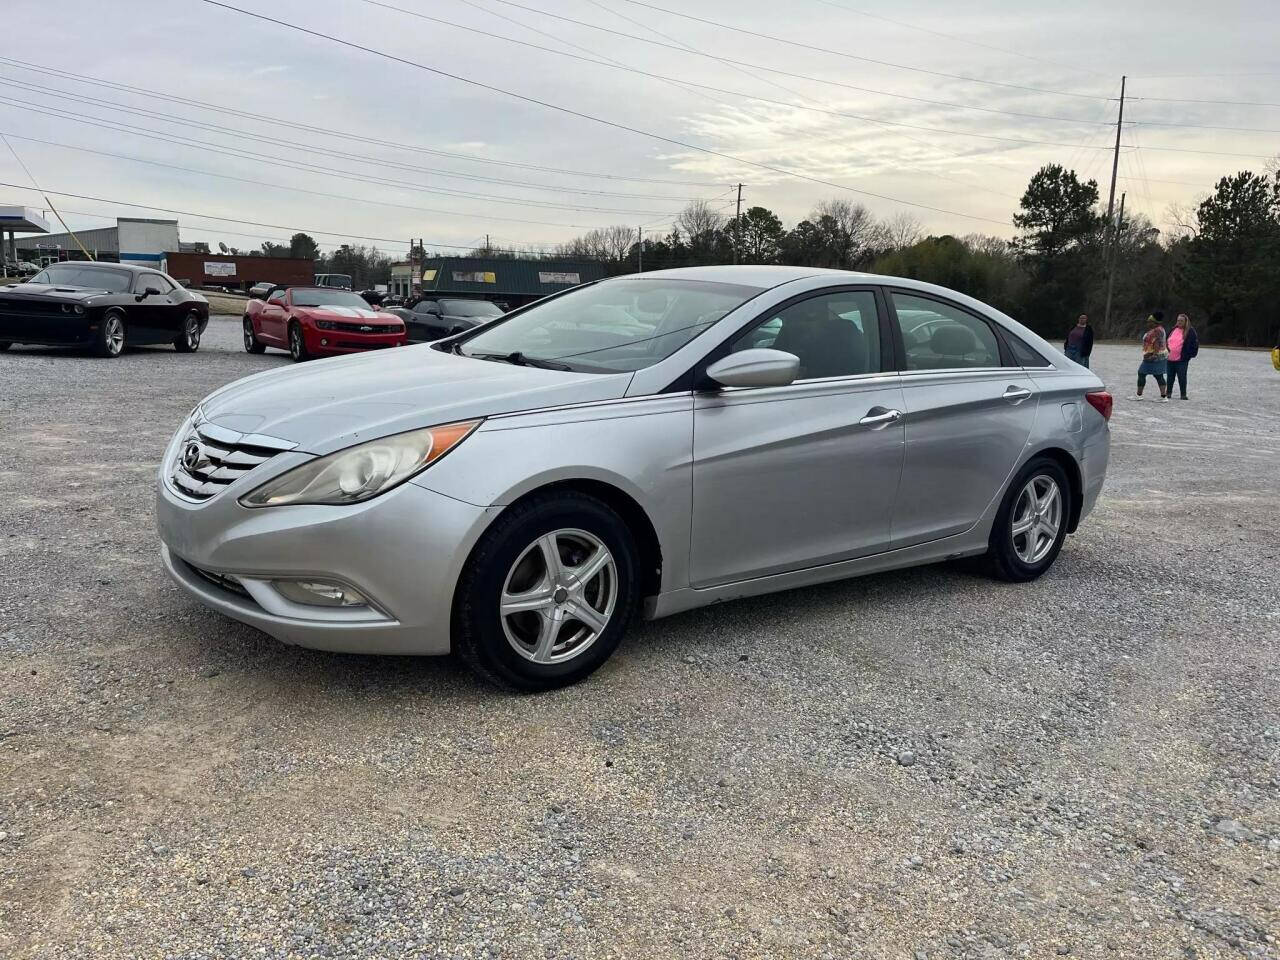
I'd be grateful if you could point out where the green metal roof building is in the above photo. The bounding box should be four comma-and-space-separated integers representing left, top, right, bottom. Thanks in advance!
389, 256, 606, 306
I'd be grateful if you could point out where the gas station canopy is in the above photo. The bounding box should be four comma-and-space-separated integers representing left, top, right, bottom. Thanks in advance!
0, 205, 53, 234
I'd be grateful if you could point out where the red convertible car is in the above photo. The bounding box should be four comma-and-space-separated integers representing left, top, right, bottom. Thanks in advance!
243, 287, 407, 361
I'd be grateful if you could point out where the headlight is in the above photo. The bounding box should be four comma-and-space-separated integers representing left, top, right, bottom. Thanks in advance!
239, 420, 481, 508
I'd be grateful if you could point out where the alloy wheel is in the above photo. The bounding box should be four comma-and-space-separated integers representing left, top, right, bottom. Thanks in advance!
104, 315, 124, 355
184, 314, 201, 350
243, 320, 255, 351
1011, 474, 1062, 565
290, 326, 302, 360
500, 528, 618, 664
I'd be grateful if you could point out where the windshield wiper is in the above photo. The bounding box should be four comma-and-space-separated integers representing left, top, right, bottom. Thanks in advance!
464, 350, 571, 370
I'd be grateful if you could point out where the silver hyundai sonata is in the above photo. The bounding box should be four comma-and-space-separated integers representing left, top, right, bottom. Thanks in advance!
156, 266, 1111, 690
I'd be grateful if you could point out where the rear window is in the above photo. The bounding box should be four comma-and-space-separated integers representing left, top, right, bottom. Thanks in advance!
1004, 332, 1050, 367
440, 299, 504, 318
30, 265, 133, 292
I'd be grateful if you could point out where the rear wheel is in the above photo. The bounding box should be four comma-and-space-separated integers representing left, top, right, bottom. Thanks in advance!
984, 456, 1070, 582
243, 316, 266, 353
288, 321, 310, 362
454, 491, 639, 692
174, 311, 202, 352
94, 309, 126, 358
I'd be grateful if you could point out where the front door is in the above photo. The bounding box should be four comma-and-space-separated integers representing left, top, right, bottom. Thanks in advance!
887, 290, 1040, 547
690, 289, 905, 588
260, 289, 288, 344
132, 272, 177, 340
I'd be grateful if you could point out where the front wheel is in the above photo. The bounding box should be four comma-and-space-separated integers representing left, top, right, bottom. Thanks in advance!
94, 310, 126, 358
453, 491, 640, 691
288, 321, 310, 362
174, 311, 202, 352
243, 317, 266, 353
984, 456, 1071, 582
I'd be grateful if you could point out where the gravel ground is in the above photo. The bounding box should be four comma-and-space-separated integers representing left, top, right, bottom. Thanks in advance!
1, 319, 1278, 959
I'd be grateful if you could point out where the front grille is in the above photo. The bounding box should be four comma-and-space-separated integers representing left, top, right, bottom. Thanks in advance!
185, 561, 252, 599
170, 421, 296, 501
336, 340, 395, 349
0, 298, 67, 315
317, 320, 403, 334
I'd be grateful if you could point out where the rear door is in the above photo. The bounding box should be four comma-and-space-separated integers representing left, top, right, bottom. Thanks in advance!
690, 287, 905, 587
887, 290, 1039, 547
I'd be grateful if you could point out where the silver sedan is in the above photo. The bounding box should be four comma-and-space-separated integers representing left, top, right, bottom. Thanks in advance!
156, 266, 1111, 690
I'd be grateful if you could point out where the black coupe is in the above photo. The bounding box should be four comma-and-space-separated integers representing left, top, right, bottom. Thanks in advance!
384, 296, 504, 342
0, 262, 210, 358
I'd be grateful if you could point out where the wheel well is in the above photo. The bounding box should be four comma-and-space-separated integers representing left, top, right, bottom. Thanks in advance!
1034, 447, 1083, 533
505, 479, 663, 599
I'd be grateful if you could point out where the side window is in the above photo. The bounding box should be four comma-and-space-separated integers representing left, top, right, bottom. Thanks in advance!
1004, 332, 1050, 367
892, 293, 1001, 371
139, 272, 173, 293
413, 300, 438, 315
729, 290, 882, 380
267, 289, 286, 304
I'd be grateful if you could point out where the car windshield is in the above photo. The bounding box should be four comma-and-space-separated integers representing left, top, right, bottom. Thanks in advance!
29, 265, 133, 292
457, 278, 761, 373
292, 289, 370, 308
440, 299, 504, 318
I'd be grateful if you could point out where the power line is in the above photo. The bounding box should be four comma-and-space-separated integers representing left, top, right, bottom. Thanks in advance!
366, 0, 1117, 128
603, 0, 1110, 101
0, 55, 725, 188
196, 0, 1011, 225
0, 129, 678, 228
0, 78, 711, 204
1128, 94, 1280, 108
0, 181, 566, 254
1130, 117, 1280, 135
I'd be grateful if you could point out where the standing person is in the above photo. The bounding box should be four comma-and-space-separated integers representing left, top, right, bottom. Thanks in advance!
1063, 313, 1094, 368
1165, 313, 1199, 400
1128, 312, 1169, 402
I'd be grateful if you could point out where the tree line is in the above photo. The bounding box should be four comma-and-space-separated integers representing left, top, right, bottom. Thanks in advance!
545, 163, 1280, 347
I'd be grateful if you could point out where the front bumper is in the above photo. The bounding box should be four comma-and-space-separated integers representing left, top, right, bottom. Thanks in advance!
303, 324, 406, 356
156, 471, 498, 655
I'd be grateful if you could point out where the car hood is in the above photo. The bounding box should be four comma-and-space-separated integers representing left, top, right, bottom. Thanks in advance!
0, 283, 111, 302
295, 305, 387, 321
199, 344, 634, 455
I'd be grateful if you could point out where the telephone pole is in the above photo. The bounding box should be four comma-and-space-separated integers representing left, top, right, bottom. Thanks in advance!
1102, 192, 1125, 334
733, 182, 743, 264
1102, 76, 1126, 328
636, 226, 643, 273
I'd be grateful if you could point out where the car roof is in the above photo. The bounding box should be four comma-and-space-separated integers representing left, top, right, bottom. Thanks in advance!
40, 261, 150, 273
623, 265, 862, 288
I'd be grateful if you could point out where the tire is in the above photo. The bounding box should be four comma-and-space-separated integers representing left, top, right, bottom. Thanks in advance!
94, 309, 126, 358
453, 491, 640, 692
984, 456, 1071, 583
288, 321, 311, 362
174, 311, 202, 352
243, 316, 266, 354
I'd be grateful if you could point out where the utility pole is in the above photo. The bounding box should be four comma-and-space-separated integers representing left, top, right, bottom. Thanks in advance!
484, 233, 490, 254
636, 226, 643, 274
1102, 192, 1125, 333
1102, 76, 1126, 328
733, 182, 743, 264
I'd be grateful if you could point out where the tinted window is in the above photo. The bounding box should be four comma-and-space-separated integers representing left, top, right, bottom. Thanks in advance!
460, 278, 761, 373
139, 273, 174, 294
1005, 332, 1050, 367
267, 289, 286, 303
412, 300, 439, 315
29, 264, 133, 292
291, 289, 370, 308
730, 290, 882, 379
440, 299, 503, 318
892, 294, 1001, 370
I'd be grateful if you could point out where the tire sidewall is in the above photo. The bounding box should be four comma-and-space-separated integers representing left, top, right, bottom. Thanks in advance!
457, 495, 639, 691
97, 309, 126, 358
176, 312, 201, 352
288, 322, 308, 361
991, 456, 1071, 581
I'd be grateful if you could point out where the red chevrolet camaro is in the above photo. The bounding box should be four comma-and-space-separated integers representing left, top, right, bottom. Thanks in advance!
243, 287, 407, 361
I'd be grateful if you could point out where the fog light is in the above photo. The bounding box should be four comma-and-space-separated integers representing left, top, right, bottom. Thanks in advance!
273, 579, 368, 607
320, 338, 329, 346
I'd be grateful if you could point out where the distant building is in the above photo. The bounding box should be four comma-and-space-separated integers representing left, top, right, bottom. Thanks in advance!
164, 251, 316, 291
16, 218, 179, 268
389, 256, 606, 307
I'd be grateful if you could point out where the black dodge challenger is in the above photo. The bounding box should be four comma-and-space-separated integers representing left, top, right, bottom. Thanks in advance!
0, 262, 210, 358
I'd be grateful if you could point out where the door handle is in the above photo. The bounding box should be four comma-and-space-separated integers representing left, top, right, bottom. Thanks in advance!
1002, 385, 1033, 403
858, 407, 902, 429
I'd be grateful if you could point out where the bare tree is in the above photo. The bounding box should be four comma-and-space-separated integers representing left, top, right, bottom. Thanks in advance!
811, 198, 879, 263
961, 233, 1013, 257
676, 199, 726, 242
880, 212, 923, 250
1164, 201, 1199, 241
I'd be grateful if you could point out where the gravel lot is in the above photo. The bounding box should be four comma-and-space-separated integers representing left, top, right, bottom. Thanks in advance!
2, 319, 1278, 959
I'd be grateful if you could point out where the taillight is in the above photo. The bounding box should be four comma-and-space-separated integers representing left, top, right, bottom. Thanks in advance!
1085, 390, 1112, 422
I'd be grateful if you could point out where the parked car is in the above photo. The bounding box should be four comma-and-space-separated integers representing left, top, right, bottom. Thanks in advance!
0, 261, 209, 357
3, 259, 39, 278
248, 281, 279, 300
157, 266, 1111, 691
358, 288, 386, 306
314, 273, 353, 290
386, 296, 505, 342
242, 286, 406, 361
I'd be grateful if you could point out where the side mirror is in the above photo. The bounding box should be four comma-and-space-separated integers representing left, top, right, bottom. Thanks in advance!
705, 349, 799, 388
144, 286, 162, 297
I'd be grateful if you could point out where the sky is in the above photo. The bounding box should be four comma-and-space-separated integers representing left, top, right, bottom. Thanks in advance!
3, 0, 1278, 260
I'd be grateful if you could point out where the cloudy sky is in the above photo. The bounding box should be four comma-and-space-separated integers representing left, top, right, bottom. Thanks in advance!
3, 0, 1277, 259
